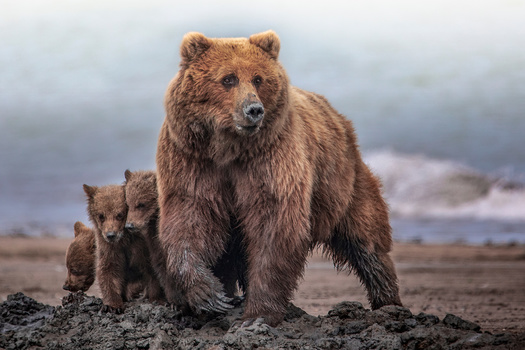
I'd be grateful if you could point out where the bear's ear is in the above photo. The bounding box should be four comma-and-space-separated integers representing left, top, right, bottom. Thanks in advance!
73, 221, 85, 237
249, 30, 280, 60
124, 169, 132, 183
83, 184, 97, 199
180, 32, 212, 64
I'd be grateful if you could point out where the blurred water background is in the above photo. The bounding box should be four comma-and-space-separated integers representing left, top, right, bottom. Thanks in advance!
1, 0, 524, 243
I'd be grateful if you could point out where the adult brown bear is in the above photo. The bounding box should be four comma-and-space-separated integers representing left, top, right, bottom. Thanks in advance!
156, 30, 402, 326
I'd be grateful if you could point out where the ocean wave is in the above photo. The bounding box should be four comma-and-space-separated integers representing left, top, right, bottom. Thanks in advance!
365, 150, 525, 221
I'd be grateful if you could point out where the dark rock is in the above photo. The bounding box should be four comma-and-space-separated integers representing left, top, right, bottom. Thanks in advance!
415, 312, 440, 327
379, 305, 413, 321
342, 320, 368, 335
327, 301, 366, 319
284, 302, 307, 321
0, 292, 54, 334
404, 317, 418, 329
443, 313, 481, 332
384, 319, 409, 333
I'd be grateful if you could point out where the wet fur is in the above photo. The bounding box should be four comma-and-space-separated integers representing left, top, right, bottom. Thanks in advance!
124, 170, 247, 306
156, 30, 401, 326
84, 184, 160, 311
124, 170, 174, 304
63, 221, 96, 292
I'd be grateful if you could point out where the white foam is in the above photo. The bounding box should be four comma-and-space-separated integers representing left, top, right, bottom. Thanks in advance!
365, 150, 525, 221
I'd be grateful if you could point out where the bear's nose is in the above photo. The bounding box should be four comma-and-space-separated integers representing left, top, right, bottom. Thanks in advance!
125, 222, 135, 231
243, 102, 264, 124
63, 284, 70, 291
106, 231, 117, 241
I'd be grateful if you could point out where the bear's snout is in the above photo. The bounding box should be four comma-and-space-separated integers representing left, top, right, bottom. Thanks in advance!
124, 222, 135, 231
243, 102, 264, 124
106, 231, 117, 242
236, 101, 264, 135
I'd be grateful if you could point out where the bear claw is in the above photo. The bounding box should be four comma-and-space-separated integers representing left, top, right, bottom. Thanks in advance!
197, 293, 233, 314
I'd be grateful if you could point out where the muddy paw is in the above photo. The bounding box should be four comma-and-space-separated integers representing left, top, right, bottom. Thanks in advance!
186, 275, 234, 315
195, 291, 233, 314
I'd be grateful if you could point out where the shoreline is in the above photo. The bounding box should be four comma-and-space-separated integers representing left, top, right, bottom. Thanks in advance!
1, 236, 524, 334
3, 216, 525, 246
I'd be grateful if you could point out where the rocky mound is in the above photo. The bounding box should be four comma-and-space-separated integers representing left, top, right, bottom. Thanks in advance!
1, 292, 524, 349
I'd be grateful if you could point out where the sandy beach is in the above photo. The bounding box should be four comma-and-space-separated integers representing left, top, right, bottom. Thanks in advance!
1, 236, 524, 335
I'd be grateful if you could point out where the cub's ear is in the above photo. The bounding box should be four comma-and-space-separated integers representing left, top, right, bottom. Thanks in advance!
124, 169, 132, 183
83, 184, 97, 199
180, 32, 212, 64
73, 221, 86, 237
249, 30, 280, 59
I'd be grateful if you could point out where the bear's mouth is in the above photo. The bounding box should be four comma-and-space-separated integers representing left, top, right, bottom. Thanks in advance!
235, 123, 260, 135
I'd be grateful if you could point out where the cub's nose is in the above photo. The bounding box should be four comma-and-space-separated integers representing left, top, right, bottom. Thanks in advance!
106, 231, 117, 241
62, 284, 70, 291
125, 222, 135, 231
243, 102, 264, 124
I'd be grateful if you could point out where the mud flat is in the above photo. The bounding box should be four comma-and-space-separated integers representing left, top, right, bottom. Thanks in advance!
1, 291, 524, 349
1, 237, 525, 348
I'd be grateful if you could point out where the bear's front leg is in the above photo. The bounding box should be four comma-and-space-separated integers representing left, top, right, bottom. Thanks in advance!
97, 244, 126, 313
235, 168, 312, 327
157, 170, 233, 314
129, 235, 165, 303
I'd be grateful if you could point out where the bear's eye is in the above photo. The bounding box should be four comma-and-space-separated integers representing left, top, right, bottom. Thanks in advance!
253, 75, 263, 88
116, 212, 125, 221
222, 74, 238, 88
98, 214, 105, 223
136, 203, 146, 210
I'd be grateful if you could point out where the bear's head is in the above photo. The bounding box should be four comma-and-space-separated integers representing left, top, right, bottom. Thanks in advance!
124, 169, 158, 233
166, 30, 290, 145
63, 221, 95, 292
83, 184, 128, 243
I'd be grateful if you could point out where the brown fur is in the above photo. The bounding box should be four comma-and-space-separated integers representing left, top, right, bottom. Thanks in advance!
63, 221, 96, 292
156, 30, 401, 326
83, 184, 160, 312
124, 169, 171, 304
124, 169, 246, 306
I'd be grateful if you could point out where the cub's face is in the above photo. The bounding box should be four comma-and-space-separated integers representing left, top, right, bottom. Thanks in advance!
173, 31, 288, 137
83, 184, 128, 243
124, 170, 158, 232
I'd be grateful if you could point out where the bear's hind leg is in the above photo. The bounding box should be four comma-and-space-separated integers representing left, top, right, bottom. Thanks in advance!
325, 233, 402, 309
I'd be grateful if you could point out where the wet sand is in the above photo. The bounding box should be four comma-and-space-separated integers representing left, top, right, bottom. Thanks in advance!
0, 236, 524, 334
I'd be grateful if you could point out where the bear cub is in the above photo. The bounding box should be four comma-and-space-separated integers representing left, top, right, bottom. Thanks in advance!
63, 221, 96, 293
123, 169, 173, 304
83, 183, 162, 312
